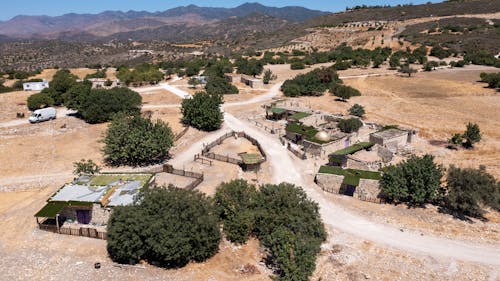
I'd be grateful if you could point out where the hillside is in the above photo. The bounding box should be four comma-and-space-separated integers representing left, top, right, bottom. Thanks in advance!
306, 0, 500, 27
0, 2, 328, 39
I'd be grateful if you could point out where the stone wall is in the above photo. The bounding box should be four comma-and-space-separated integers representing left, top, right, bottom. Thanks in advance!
91, 204, 112, 226
355, 179, 381, 200
315, 173, 344, 193
59, 206, 92, 222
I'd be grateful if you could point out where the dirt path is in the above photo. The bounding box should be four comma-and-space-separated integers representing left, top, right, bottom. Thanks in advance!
166, 81, 500, 266
0, 108, 75, 129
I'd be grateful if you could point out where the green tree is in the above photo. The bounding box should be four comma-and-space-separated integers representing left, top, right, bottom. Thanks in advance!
254, 183, 326, 281
263, 69, 277, 84
73, 159, 101, 176
398, 64, 418, 77
188, 77, 201, 89
181, 92, 223, 131
236, 58, 264, 77
463, 122, 481, 148
380, 155, 443, 206
349, 104, 366, 118
63, 80, 92, 111
290, 61, 305, 70
389, 55, 401, 69
103, 114, 174, 166
27, 94, 54, 111
78, 87, 142, 124
205, 76, 238, 95
48, 69, 78, 105
444, 166, 499, 219
107, 187, 221, 267
337, 117, 363, 133
331, 84, 361, 101
214, 179, 257, 244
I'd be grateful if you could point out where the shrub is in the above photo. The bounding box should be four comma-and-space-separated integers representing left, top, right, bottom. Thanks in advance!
73, 159, 101, 176
463, 122, 481, 148
103, 114, 174, 166
214, 180, 258, 244
380, 155, 443, 206
27, 94, 54, 111
332, 60, 351, 70
443, 166, 499, 219
337, 117, 363, 133
349, 104, 366, 118
263, 69, 277, 84
235, 58, 264, 77
479, 72, 500, 89
117, 64, 164, 86
290, 61, 306, 70
85, 69, 106, 79
181, 92, 223, 131
331, 84, 361, 101
430, 46, 451, 59
107, 187, 221, 267
79, 87, 142, 124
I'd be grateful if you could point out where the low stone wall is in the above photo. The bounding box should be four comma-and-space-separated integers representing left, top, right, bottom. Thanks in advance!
315, 173, 344, 194
346, 156, 382, 172
91, 203, 112, 226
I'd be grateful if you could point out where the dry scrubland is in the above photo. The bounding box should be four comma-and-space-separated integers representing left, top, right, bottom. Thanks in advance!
0, 65, 499, 280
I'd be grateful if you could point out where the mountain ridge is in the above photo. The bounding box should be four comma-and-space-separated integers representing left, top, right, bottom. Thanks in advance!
0, 2, 329, 39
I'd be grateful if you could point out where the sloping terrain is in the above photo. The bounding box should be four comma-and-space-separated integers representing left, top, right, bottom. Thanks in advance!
0, 2, 328, 39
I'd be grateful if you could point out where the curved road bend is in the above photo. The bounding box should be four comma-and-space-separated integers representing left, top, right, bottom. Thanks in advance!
167, 81, 500, 266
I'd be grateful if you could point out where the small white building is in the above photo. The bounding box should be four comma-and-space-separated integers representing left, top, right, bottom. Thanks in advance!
23, 79, 49, 91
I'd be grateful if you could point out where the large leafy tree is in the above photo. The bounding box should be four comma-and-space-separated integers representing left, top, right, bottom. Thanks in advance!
27, 93, 54, 111
181, 92, 223, 131
79, 87, 142, 124
235, 58, 264, 77
444, 166, 499, 219
103, 114, 174, 166
214, 180, 258, 244
281, 67, 340, 97
205, 76, 238, 95
254, 183, 326, 281
107, 187, 221, 267
381, 155, 443, 206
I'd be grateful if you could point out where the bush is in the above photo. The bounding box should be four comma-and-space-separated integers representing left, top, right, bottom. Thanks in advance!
117, 64, 164, 86
85, 69, 106, 80
330, 84, 361, 101
181, 92, 223, 131
479, 72, 500, 89
27, 94, 54, 111
205, 76, 238, 95
107, 187, 221, 267
235, 58, 264, 77
332, 60, 351, 70
263, 69, 277, 84
73, 159, 101, 176
103, 114, 174, 166
337, 117, 363, 133
214, 180, 258, 244
290, 61, 306, 70
349, 104, 365, 118
443, 166, 499, 219
463, 122, 481, 148
381, 155, 443, 206
430, 46, 452, 59
79, 87, 142, 124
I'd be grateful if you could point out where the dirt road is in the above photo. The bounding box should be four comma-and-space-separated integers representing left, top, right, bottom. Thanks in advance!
0, 108, 75, 129
166, 81, 500, 266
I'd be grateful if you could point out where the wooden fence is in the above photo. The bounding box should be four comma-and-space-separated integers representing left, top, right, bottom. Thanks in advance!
175, 126, 189, 141
39, 222, 107, 240
247, 118, 280, 135
201, 131, 267, 166
162, 164, 204, 190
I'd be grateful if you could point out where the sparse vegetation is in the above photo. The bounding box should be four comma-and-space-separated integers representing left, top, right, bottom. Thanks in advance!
73, 159, 101, 176
116, 64, 164, 86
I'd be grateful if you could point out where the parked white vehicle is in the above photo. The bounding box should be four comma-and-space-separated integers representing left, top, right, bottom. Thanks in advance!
29, 107, 57, 123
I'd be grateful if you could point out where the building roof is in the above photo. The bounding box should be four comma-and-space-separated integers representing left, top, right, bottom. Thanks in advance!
269, 107, 287, 114
51, 184, 108, 203
35, 201, 93, 218
240, 153, 264, 165
371, 128, 407, 140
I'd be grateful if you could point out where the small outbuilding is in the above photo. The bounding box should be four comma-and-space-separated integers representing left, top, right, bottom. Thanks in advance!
23, 79, 49, 91
369, 128, 409, 148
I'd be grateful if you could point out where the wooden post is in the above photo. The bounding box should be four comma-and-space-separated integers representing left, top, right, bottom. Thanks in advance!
56, 214, 60, 233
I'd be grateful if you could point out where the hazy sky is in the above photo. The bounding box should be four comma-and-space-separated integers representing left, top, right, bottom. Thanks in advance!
1, 0, 442, 21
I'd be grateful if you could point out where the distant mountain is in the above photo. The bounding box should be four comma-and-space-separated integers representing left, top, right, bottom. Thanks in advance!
0, 3, 329, 39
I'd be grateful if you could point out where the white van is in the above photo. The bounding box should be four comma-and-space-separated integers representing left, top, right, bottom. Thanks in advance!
29, 107, 57, 123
